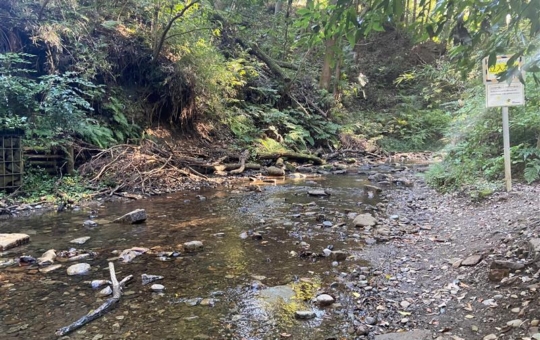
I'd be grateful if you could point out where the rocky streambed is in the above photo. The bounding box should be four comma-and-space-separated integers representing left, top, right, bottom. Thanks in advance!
0, 162, 539, 340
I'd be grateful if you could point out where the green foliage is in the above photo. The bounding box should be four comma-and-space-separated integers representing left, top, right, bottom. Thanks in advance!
0, 53, 138, 148
226, 105, 340, 151
512, 145, 540, 184
426, 73, 540, 191
19, 168, 94, 203
430, 0, 540, 77
102, 94, 141, 144
0, 53, 39, 129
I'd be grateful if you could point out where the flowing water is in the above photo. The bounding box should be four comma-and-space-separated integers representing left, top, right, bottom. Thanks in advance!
0, 174, 386, 340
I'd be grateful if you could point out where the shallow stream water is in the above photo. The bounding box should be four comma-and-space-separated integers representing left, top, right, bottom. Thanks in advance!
0, 174, 387, 340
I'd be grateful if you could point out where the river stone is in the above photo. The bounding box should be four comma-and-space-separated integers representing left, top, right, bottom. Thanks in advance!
530, 238, 540, 252
113, 209, 147, 224
183, 241, 204, 253
316, 294, 335, 306
67, 263, 91, 275
83, 220, 98, 228
151, 284, 165, 292
461, 254, 483, 266
0, 233, 30, 251
507, 319, 522, 327
97, 286, 112, 297
39, 264, 62, 273
353, 213, 377, 227
70, 236, 91, 244
308, 189, 329, 197
295, 310, 316, 320
267, 166, 285, 176
37, 249, 57, 266
142, 274, 164, 285
374, 330, 432, 340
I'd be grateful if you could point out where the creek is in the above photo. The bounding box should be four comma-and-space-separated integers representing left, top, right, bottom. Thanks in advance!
0, 173, 392, 340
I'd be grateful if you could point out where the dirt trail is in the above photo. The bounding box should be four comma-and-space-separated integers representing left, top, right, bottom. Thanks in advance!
364, 173, 540, 339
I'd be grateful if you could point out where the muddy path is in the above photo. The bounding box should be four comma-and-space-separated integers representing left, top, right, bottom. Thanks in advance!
0, 163, 539, 340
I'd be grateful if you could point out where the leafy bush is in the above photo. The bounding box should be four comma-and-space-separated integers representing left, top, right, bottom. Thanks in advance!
0, 53, 140, 148
426, 75, 540, 191
19, 168, 94, 203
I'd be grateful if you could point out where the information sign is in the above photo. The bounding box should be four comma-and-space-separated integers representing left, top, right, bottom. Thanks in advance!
485, 83, 525, 108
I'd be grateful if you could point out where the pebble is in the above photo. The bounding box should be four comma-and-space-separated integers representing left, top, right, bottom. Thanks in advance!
67, 263, 91, 275
483, 334, 497, 340
316, 294, 335, 306
295, 310, 316, 320
83, 220, 98, 228
506, 319, 522, 327
365, 316, 377, 325
70, 236, 91, 244
97, 286, 112, 297
183, 241, 204, 252
400, 300, 410, 309
200, 298, 215, 306
151, 284, 165, 292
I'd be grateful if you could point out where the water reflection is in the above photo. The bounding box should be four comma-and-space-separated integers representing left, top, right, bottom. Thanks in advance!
0, 174, 381, 339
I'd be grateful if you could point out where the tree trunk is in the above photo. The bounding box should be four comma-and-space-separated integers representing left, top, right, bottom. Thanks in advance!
320, 37, 335, 91
333, 55, 341, 98
275, 0, 282, 14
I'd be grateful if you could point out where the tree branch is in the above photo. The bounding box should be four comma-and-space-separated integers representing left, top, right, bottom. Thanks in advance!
153, 0, 201, 59
38, 0, 52, 21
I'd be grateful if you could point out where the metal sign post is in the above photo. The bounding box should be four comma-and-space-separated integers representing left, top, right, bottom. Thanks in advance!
483, 55, 525, 192
501, 106, 512, 191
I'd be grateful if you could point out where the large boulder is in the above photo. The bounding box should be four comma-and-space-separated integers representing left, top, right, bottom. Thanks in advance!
353, 213, 377, 228
113, 209, 147, 224
0, 233, 30, 251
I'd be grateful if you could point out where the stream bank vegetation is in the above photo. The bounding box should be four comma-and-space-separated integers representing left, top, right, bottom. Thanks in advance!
0, 0, 539, 204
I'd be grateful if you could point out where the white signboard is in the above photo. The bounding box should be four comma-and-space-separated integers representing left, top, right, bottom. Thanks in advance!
485, 83, 525, 108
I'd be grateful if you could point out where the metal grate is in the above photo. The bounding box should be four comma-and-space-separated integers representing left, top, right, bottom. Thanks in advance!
0, 135, 23, 190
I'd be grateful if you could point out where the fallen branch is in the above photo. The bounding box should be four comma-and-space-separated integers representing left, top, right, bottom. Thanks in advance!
258, 152, 324, 165
213, 163, 261, 172
55, 262, 133, 336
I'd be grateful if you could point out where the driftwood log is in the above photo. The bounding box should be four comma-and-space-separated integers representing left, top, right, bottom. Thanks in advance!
258, 152, 324, 165
55, 262, 133, 336
214, 163, 261, 172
